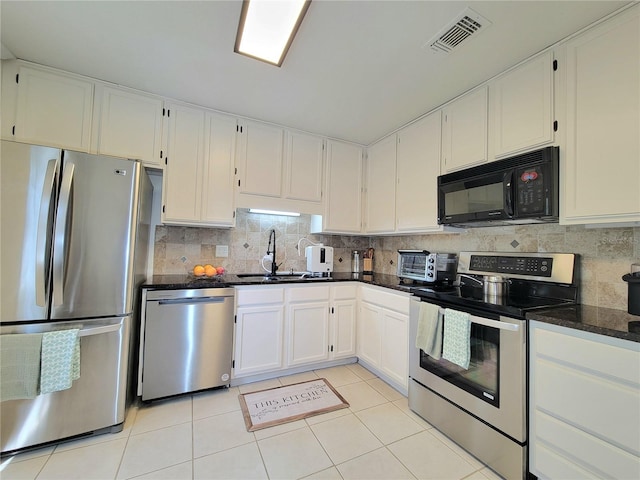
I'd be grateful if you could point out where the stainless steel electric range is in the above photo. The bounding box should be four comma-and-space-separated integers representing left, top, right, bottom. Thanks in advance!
408, 252, 578, 480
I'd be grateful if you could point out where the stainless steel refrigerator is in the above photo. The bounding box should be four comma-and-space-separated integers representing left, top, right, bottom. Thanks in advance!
0, 140, 153, 453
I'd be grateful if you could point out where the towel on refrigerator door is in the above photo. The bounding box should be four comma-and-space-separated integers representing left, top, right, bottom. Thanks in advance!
40, 329, 80, 394
0, 333, 44, 402
442, 308, 471, 369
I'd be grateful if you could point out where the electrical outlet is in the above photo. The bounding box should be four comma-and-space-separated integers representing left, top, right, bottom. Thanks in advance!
216, 245, 229, 258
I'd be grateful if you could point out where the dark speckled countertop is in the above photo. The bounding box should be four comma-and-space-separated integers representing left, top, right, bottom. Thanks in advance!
143, 272, 410, 293
527, 305, 640, 343
143, 273, 639, 343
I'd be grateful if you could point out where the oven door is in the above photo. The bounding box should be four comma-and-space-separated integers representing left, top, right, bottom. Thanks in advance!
409, 297, 526, 442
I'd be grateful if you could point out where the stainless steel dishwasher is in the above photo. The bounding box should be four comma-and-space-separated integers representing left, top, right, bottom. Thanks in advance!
141, 288, 235, 401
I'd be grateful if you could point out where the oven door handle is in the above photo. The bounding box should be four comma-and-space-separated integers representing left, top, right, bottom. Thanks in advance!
437, 307, 520, 332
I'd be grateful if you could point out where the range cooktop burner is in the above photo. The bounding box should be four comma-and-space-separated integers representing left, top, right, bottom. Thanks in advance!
411, 284, 576, 319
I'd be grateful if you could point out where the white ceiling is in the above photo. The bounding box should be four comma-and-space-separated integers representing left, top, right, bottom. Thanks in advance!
0, 1, 631, 145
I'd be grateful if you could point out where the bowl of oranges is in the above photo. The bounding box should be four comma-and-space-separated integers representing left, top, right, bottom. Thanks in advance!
193, 264, 225, 278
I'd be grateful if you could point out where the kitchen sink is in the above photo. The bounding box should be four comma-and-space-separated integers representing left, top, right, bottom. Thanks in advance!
236, 272, 331, 281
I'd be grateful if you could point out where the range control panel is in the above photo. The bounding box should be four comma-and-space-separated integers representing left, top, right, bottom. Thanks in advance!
469, 255, 553, 277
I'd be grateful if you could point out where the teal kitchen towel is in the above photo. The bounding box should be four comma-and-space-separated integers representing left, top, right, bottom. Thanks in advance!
442, 308, 471, 369
415, 302, 443, 359
40, 329, 80, 394
0, 333, 43, 402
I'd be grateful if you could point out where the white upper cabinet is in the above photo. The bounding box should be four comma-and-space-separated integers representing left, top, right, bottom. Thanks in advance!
163, 104, 237, 227
201, 112, 238, 226
562, 6, 640, 225
319, 140, 364, 234
284, 130, 324, 203
236, 119, 284, 198
94, 85, 164, 167
396, 111, 443, 232
489, 51, 554, 158
235, 121, 324, 214
441, 86, 488, 173
162, 102, 205, 224
365, 134, 397, 233
14, 64, 93, 151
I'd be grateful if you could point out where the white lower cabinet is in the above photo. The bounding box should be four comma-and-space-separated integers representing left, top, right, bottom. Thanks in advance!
234, 283, 358, 380
286, 285, 331, 367
529, 321, 640, 479
358, 285, 410, 393
330, 284, 357, 359
233, 286, 285, 378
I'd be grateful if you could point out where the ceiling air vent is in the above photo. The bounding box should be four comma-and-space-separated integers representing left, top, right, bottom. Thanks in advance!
424, 8, 491, 55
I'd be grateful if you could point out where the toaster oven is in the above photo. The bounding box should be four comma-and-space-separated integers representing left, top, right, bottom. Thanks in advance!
397, 250, 458, 284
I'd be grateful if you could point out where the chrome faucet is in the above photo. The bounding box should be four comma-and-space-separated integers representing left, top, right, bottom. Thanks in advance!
267, 229, 278, 276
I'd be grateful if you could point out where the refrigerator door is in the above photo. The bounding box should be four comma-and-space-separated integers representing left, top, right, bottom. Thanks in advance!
0, 316, 130, 453
1, 141, 61, 323
51, 151, 141, 320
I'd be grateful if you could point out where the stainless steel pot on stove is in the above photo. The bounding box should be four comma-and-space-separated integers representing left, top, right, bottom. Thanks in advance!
458, 274, 510, 303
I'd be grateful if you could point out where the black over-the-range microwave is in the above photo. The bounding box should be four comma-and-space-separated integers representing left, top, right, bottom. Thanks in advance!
437, 146, 559, 227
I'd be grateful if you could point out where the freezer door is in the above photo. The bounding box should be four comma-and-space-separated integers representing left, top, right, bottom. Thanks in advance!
51, 151, 141, 319
0, 316, 130, 453
1, 141, 61, 322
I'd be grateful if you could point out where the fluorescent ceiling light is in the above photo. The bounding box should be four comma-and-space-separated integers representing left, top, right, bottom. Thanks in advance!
249, 209, 301, 217
235, 0, 310, 66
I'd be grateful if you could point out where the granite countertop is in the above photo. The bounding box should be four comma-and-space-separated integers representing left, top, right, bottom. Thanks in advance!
143, 272, 410, 293
527, 305, 640, 343
143, 272, 640, 343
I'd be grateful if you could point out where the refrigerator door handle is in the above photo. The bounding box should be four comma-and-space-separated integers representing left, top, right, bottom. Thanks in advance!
52, 162, 75, 307
35, 159, 59, 307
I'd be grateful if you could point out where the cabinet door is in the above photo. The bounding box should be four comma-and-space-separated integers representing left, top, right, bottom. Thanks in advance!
324, 140, 363, 233
358, 302, 382, 368
396, 111, 442, 232
238, 120, 284, 197
15, 65, 93, 151
365, 135, 396, 233
284, 131, 324, 203
162, 103, 205, 223
331, 299, 357, 359
441, 86, 488, 173
287, 302, 330, 366
529, 321, 640, 479
380, 309, 409, 389
490, 52, 553, 158
234, 305, 285, 377
97, 85, 163, 166
563, 7, 640, 224
202, 112, 237, 226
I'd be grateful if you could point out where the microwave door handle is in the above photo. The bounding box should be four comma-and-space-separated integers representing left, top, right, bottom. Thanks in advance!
505, 171, 515, 217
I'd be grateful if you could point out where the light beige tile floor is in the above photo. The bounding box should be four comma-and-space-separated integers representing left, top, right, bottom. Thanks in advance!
0, 364, 504, 480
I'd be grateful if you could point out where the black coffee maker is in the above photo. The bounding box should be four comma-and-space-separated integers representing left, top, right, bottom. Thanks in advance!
622, 263, 640, 316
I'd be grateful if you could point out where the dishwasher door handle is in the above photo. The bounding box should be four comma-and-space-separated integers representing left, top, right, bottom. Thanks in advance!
155, 297, 229, 306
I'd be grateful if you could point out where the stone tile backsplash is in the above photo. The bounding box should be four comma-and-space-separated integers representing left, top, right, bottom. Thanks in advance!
153, 210, 639, 312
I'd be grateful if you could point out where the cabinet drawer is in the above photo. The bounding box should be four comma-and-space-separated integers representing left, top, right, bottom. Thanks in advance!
360, 286, 410, 313
236, 286, 285, 306
534, 443, 598, 480
287, 285, 330, 302
534, 328, 639, 384
332, 283, 358, 300
534, 410, 639, 478
535, 359, 640, 454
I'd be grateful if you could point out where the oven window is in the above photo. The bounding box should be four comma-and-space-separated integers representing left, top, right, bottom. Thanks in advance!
420, 323, 500, 407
